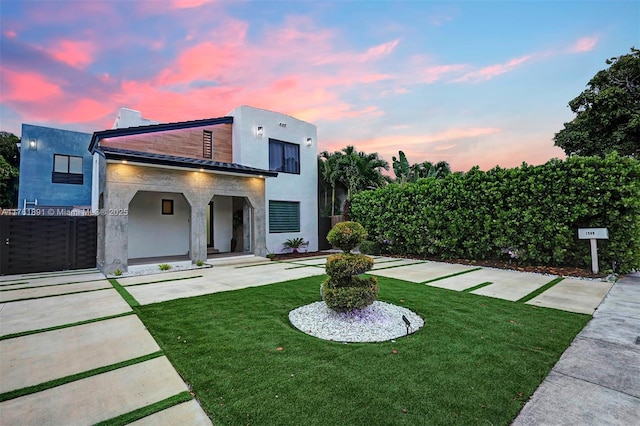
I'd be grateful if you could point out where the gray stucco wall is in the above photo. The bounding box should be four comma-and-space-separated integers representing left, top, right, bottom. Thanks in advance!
99, 162, 267, 274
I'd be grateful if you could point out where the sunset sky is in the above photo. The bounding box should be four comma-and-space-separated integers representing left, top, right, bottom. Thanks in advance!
1, 0, 638, 172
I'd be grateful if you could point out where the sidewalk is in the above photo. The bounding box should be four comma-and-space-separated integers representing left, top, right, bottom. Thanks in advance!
513, 272, 640, 425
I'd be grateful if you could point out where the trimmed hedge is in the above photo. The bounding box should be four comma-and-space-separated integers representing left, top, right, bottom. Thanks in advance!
350, 153, 640, 274
327, 221, 368, 253
322, 276, 379, 312
325, 254, 374, 279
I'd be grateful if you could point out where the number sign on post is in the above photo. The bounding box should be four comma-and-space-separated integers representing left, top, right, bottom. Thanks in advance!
577, 228, 609, 274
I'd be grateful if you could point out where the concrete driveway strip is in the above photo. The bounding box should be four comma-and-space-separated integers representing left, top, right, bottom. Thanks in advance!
469, 270, 554, 301
0, 271, 106, 288
0, 289, 131, 336
0, 279, 112, 303
128, 400, 213, 426
513, 371, 640, 425
525, 278, 614, 314
370, 261, 476, 283
0, 315, 161, 393
0, 356, 188, 426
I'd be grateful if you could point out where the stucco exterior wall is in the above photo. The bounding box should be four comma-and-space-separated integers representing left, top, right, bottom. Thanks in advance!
229, 106, 318, 254
99, 162, 267, 274
18, 124, 92, 210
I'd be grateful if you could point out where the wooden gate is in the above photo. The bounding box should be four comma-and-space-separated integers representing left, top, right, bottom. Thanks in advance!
0, 216, 97, 275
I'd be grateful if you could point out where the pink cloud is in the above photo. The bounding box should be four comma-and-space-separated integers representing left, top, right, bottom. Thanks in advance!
358, 39, 400, 62
4, 30, 17, 38
171, 0, 215, 8
49, 39, 95, 68
453, 55, 532, 82
570, 36, 599, 52
421, 64, 468, 83
0, 68, 62, 101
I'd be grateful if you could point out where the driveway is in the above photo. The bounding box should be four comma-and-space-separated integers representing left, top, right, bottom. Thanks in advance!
0, 256, 622, 424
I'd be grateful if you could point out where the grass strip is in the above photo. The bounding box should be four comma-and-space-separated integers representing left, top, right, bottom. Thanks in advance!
1, 287, 112, 303
0, 312, 134, 341
517, 277, 565, 303
0, 278, 107, 292
120, 275, 203, 288
370, 260, 427, 271
93, 391, 193, 426
109, 279, 139, 308
234, 261, 281, 268
463, 281, 494, 292
0, 281, 30, 287
0, 351, 163, 402
421, 267, 482, 284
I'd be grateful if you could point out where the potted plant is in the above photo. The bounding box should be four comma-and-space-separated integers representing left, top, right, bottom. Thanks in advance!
282, 237, 308, 254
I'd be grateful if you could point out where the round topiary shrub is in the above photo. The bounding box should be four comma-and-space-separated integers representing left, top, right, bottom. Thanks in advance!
325, 253, 373, 280
323, 221, 378, 312
327, 221, 368, 253
322, 276, 378, 312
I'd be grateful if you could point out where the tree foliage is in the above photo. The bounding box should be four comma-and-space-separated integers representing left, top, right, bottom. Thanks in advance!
351, 153, 640, 274
0, 131, 20, 208
554, 47, 640, 158
392, 150, 451, 183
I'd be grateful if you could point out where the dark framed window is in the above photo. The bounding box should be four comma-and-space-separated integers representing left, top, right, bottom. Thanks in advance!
203, 130, 212, 159
269, 201, 300, 233
52, 154, 83, 184
269, 139, 299, 174
162, 199, 174, 215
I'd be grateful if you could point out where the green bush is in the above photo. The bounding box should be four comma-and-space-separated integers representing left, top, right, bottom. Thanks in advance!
327, 221, 368, 253
159, 263, 172, 271
322, 276, 379, 312
350, 152, 640, 273
358, 240, 380, 255
325, 253, 373, 279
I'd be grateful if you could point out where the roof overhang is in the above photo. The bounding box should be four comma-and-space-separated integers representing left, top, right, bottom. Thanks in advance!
89, 116, 234, 153
100, 147, 277, 178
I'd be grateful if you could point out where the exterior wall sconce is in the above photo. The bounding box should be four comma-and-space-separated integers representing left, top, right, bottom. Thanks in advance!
29, 139, 37, 150
256, 126, 264, 137
306, 138, 313, 147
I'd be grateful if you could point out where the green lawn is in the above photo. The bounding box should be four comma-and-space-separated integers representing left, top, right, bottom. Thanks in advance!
136, 275, 589, 425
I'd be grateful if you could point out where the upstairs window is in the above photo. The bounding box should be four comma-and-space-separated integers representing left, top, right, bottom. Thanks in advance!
269, 139, 299, 174
52, 154, 83, 185
203, 130, 213, 159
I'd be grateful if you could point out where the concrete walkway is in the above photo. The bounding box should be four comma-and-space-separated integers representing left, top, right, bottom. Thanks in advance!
0, 257, 631, 424
513, 272, 640, 425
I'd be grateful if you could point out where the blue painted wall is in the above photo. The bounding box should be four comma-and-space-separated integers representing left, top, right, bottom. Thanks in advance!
18, 124, 93, 210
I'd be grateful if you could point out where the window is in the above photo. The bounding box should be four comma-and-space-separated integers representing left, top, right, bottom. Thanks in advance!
52, 154, 83, 184
203, 130, 212, 159
269, 139, 299, 174
162, 199, 174, 215
269, 201, 300, 233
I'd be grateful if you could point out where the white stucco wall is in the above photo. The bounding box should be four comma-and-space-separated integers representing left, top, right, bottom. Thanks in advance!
128, 191, 190, 258
229, 105, 318, 254
212, 195, 233, 252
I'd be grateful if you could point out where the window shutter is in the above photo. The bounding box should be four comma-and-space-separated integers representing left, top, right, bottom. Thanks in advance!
203, 130, 213, 159
269, 201, 300, 233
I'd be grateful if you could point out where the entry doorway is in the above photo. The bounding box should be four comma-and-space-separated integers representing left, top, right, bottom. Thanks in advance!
206, 196, 253, 255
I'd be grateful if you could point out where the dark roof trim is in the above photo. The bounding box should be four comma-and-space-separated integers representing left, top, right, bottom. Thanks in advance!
99, 147, 278, 177
89, 116, 234, 152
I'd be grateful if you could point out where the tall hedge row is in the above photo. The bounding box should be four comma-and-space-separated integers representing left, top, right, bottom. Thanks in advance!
350, 153, 640, 274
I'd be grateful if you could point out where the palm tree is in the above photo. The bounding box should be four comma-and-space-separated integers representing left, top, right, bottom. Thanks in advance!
319, 150, 344, 216
338, 145, 389, 197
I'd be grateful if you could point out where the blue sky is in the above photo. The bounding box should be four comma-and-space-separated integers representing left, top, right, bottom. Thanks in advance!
1, 0, 638, 171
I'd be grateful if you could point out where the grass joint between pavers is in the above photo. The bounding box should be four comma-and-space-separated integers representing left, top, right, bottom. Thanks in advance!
517, 277, 566, 303
0, 312, 135, 341
463, 281, 494, 292
421, 267, 483, 284
92, 391, 193, 426
0, 351, 164, 402
109, 279, 140, 308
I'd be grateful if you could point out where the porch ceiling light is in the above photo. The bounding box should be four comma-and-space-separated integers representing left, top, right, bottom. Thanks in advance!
306, 137, 312, 147
29, 139, 37, 150
257, 126, 264, 137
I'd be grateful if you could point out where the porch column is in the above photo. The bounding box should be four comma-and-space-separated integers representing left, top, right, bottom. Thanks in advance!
183, 191, 210, 263
103, 184, 136, 274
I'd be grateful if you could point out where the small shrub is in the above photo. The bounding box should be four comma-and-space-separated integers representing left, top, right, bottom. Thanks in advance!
112, 268, 123, 276
327, 221, 367, 253
322, 276, 378, 312
196, 260, 204, 267
325, 253, 373, 279
159, 263, 172, 271
358, 240, 380, 255
282, 237, 308, 253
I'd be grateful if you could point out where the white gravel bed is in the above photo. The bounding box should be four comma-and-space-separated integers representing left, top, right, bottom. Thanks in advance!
289, 301, 424, 343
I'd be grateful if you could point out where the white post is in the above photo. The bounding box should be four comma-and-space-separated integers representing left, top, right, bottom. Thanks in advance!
590, 238, 599, 274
